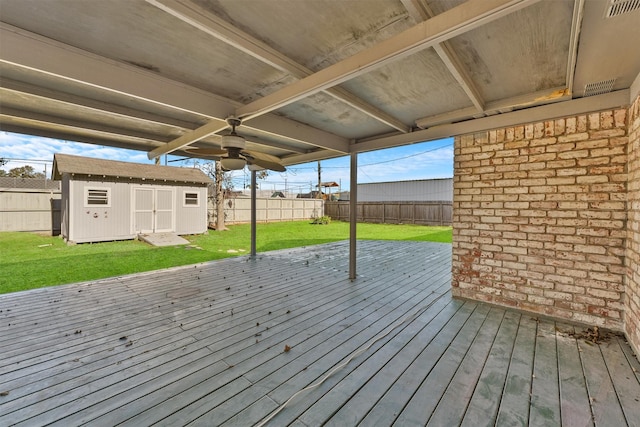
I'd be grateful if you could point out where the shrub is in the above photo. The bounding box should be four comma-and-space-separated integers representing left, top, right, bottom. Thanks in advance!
310, 215, 331, 225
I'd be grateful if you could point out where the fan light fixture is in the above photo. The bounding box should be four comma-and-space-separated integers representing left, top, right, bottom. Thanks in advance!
248, 163, 265, 171
220, 157, 246, 170
185, 117, 286, 172
220, 118, 246, 170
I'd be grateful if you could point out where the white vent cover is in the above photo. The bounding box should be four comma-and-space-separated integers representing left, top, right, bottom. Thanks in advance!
584, 79, 616, 97
605, 0, 640, 17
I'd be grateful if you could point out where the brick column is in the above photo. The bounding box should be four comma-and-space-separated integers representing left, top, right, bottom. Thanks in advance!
452, 108, 628, 330
625, 94, 640, 354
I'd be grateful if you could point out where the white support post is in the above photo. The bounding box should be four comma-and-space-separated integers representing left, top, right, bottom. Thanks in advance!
349, 152, 357, 281
251, 169, 257, 258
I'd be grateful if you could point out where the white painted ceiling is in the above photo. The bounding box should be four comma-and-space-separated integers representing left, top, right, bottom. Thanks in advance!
0, 0, 639, 166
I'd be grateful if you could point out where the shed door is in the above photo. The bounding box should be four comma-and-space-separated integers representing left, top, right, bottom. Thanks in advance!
133, 187, 174, 233
134, 188, 154, 233
155, 189, 174, 232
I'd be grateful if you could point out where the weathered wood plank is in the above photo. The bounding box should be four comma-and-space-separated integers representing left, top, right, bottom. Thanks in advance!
601, 337, 640, 427
493, 315, 537, 426
295, 294, 457, 426
0, 334, 197, 409
458, 311, 522, 427
322, 299, 466, 426
425, 308, 511, 426
528, 319, 561, 426
575, 327, 628, 426
391, 303, 492, 425
117, 269, 450, 425
184, 277, 451, 426
2, 345, 216, 425
556, 325, 594, 427
356, 300, 477, 427
117, 243, 451, 426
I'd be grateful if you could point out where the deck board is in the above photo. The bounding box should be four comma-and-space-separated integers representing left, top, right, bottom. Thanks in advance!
600, 337, 640, 427
1, 240, 639, 426
459, 310, 521, 427
557, 325, 595, 427
392, 303, 492, 425
576, 327, 630, 426
426, 307, 509, 426
494, 314, 537, 427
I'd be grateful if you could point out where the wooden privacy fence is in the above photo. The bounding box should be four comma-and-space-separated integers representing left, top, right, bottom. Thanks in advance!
325, 201, 452, 226
0, 188, 62, 234
209, 197, 324, 225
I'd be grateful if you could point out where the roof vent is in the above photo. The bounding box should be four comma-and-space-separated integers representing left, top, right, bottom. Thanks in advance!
605, 0, 640, 17
584, 78, 616, 97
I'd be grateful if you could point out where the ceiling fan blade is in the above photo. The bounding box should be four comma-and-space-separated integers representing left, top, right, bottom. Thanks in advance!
186, 147, 228, 156
249, 158, 286, 172
254, 161, 286, 172
242, 150, 286, 172
242, 150, 282, 164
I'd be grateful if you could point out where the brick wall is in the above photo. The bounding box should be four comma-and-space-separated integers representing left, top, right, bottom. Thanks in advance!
626, 93, 640, 354
452, 107, 628, 330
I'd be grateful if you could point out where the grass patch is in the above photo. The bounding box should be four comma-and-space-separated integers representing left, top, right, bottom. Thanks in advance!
0, 221, 451, 294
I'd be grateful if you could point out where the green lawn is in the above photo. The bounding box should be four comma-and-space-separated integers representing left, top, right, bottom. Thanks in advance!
0, 221, 451, 294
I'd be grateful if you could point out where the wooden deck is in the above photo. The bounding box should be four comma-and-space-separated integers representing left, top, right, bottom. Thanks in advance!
1, 240, 639, 426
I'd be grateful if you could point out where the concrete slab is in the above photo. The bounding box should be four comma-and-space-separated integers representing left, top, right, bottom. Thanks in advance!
138, 233, 190, 247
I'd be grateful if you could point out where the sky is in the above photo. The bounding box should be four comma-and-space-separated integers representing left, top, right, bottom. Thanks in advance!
0, 131, 453, 194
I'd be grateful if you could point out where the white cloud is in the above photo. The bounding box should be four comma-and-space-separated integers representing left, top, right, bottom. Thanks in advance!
0, 132, 160, 176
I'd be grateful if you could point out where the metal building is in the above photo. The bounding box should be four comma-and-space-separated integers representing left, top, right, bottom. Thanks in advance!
52, 154, 211, 244
355, 178, 453, 202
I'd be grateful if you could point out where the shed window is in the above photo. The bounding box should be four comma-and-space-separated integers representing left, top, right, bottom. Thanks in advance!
184, 191, 199, 207
85, 187, 111, 207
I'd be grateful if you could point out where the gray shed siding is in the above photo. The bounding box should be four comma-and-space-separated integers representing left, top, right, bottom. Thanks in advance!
61, 176, 70, 240
67, 179, 134, 243
63, 178, 207, 244
174, 187, 207, 234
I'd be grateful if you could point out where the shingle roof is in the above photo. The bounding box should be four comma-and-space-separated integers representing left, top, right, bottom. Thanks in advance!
52, 154, 211, 184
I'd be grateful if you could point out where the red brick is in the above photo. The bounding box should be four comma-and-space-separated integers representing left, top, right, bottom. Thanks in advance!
452, 103, 633, 338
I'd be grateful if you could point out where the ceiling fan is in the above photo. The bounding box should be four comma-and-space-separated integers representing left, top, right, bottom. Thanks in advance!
185, 117, 286, 172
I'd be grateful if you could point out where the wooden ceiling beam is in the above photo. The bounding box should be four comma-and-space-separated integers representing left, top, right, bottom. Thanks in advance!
357, 89, 628, 153
0, 106, 173, 143
415, 86, 571, 129
0, 79, 200, 130
566, 0, 585, 94
0, 24, 235, 119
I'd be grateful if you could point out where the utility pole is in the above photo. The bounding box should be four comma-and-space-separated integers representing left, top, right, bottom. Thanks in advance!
317, 160, 322, 199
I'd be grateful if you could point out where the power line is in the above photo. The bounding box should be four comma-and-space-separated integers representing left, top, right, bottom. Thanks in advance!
285, 141, 452, 173
1, 157, 52, 164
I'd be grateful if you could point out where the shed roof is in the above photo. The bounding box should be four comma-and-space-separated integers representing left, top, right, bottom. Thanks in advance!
319, 182, 340, 188
52, 153, 211, 184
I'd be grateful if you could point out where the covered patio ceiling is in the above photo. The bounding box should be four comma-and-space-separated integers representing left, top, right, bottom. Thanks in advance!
1, 0, 639, 167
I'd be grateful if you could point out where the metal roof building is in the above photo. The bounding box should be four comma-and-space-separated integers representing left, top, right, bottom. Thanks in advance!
356, 178, 453, 202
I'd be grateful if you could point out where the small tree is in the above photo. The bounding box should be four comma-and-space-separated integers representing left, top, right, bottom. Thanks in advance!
7, 165, 45, 178
214, 161, 229, 231
200, 160, 233, 231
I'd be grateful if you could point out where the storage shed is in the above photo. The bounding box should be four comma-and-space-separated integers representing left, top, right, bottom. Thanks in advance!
52, 153, 211, 244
